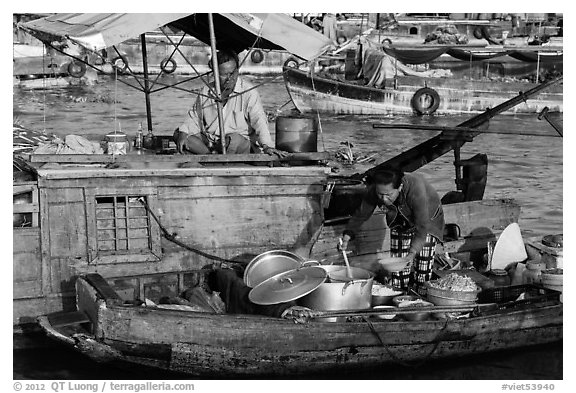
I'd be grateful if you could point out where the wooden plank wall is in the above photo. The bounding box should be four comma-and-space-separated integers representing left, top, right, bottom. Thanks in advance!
34, 167, 327, 298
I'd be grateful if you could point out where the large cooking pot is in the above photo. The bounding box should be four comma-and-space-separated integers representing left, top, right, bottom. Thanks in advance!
299, 265, 374, 321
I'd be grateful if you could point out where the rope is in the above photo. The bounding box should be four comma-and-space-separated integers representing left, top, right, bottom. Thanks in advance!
137, 197, 245, 265
363, 316, 450, 369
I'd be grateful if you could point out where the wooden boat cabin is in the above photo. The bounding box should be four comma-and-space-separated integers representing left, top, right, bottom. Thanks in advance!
13, 154, 331, 326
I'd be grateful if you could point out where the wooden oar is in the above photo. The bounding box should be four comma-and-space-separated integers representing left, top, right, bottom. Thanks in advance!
311, 304, 499, 319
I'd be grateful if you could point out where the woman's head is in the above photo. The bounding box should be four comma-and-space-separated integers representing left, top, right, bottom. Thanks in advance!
369, 167, 404, 206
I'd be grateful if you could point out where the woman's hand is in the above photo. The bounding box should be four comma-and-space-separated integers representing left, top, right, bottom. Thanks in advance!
281, 306, 314, 324
337, 234, 351, 252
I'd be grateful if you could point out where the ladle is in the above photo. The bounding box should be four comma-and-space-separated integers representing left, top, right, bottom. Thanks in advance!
339, 238, 354, 279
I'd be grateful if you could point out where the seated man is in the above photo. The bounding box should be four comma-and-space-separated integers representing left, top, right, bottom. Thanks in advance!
207, 268, 313, 323
173, 49, 287, 157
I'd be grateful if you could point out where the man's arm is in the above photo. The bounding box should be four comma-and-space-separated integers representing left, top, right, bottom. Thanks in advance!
174, 94, 206, 153
243, 88, 288, 157
342, 187, 378, 242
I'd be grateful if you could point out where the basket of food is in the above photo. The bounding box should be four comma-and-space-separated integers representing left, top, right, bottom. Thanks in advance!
425, 273, 482, 306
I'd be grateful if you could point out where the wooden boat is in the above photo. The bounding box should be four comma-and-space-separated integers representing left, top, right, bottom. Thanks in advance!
15, 15, 562, 377
37, 269, 562, 377
283, 65, 563, 116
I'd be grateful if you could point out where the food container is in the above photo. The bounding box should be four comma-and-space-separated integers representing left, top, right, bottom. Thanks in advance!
378, 256, 410, 272
522, 261, 546, 285
425, 282, 481, 307
371, 284, 403, 306
392, 295, 418, 307
485, 269, 511, 287
540, 268, 563, 293
397, 300, 434, 321
105, 133, 130, 155
299, 266, 374, 322
372, 305, 397, 320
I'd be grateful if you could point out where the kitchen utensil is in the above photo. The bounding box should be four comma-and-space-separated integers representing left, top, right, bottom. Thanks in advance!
339, 238, 354, 279
248, 266, 327, 305
243, 250, 306, 288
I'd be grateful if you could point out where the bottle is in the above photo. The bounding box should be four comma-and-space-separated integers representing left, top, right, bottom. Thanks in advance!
134, 122, 144, 151
522, 261, 546, 285
486, 269, 510, 287
143, 126, 155, 150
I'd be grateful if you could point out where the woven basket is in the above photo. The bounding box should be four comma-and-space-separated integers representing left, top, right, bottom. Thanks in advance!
425, 281, 481, 306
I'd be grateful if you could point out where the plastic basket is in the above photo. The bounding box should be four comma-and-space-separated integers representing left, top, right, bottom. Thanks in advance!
478, 284, 561, 304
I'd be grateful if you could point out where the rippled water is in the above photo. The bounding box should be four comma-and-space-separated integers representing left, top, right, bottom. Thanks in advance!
13, 74, 563, 236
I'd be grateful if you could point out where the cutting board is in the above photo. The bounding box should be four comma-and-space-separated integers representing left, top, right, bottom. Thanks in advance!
434, 269, 495, 290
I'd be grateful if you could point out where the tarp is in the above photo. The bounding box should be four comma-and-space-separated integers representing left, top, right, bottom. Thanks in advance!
19, 13, 333, 61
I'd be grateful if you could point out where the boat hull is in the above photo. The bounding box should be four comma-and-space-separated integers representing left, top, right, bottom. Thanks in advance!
283, 66, 563, 115
46, 275, 563, 377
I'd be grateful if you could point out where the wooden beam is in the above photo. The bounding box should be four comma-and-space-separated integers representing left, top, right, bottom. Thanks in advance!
27, 152, 330, 164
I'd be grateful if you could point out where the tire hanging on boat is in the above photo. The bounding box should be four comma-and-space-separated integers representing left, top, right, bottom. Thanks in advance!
67, 61, 87, 78
336, 35, 347, 44
250, 49, 264, 64
160, 57, 177, 74
283, 57, 299, 68
410, 87, 441, 115
111, 55, 129, 73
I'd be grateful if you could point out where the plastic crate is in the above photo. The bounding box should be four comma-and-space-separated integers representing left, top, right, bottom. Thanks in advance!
478, 284, 561, 304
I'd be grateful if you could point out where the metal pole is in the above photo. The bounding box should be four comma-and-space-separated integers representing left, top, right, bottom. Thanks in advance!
140, 33, 152, 131
208, 13, 227, 154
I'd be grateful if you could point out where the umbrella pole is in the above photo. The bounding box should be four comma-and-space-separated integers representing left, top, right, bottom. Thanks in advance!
140, 33, 153, 132
208, 13, 227, 154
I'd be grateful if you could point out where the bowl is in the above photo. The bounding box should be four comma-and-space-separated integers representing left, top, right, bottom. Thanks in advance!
397, 299, 434, 321
392, 295, 418, 307
425, 281, 481, 306
372, 305, 397, 320
371, 284, 404, 306
378, 256, 410, 272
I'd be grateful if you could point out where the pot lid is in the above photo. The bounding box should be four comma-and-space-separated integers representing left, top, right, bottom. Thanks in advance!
243, 250, 305, 288
248, 266, 327, 305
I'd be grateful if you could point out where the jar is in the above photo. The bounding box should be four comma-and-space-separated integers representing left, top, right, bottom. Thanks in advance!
522, 261, 546, 285
486, 269, 510, 287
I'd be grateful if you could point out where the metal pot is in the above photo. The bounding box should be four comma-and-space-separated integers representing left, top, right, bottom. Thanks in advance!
299, 266, 374, 321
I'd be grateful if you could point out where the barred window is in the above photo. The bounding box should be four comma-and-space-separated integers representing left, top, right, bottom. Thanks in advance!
95, 196, 151, 252
87, 191, 162, 264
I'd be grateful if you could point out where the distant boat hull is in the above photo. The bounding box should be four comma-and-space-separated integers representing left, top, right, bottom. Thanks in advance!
283, 66, 563, 115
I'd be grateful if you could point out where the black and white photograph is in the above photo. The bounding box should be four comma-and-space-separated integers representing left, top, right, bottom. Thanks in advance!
10, 5, 568, 387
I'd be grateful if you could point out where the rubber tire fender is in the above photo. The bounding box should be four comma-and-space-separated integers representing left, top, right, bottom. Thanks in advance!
410, 87, 440, 115
111, 55, 129, 73
336, 35, 347, 45
67, 61, 87, 78
160, 57, 177, 74
283, 57, 299, 69
250, 49, 264, 64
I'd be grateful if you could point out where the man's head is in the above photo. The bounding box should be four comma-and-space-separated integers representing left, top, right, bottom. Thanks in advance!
211, 50, 239, 91
369, 166, 404, 206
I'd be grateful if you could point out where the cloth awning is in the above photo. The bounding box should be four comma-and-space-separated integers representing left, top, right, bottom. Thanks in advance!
19, 13, 334, 61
